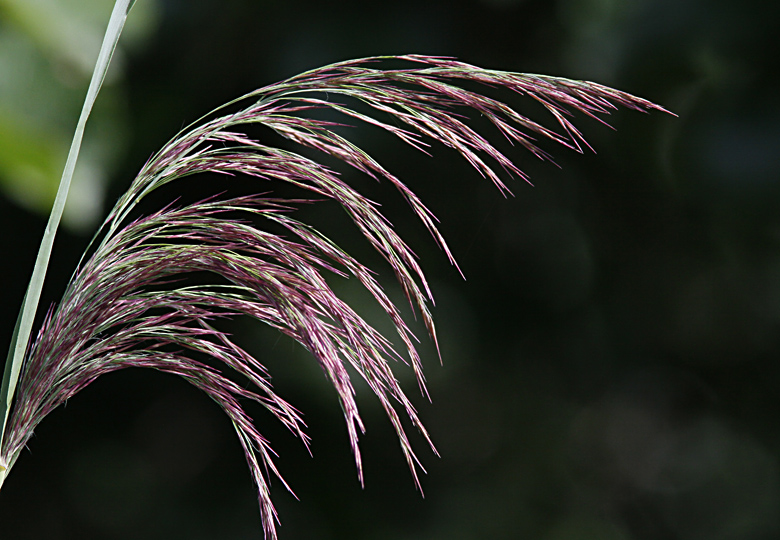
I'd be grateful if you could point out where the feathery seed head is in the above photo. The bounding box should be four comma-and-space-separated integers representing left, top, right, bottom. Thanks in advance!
1, 55, 670, 539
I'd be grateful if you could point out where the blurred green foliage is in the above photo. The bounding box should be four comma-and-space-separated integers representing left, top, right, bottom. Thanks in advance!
0, 0, 159, 230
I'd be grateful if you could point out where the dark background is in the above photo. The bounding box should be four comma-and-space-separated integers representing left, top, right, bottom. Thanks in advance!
2, 0, 780, 538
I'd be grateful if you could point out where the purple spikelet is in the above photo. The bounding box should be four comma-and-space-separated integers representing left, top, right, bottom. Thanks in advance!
0, 55, 670, 539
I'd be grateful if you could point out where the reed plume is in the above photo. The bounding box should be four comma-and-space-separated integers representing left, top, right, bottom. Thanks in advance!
0, 54, 670, 539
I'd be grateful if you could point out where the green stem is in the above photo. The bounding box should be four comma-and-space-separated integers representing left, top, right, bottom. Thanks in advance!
0, 0, 135, 490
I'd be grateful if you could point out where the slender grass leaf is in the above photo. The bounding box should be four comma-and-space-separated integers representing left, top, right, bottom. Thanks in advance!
0, 0, 135, 484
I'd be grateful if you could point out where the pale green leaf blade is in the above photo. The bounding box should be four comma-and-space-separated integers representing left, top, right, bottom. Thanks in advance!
0, 0, 135, 483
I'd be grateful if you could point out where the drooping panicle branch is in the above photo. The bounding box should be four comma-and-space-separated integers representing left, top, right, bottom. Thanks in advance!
1, 55, 670, 539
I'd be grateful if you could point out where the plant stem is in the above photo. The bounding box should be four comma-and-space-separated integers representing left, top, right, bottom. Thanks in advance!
0, 0, 134, 491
